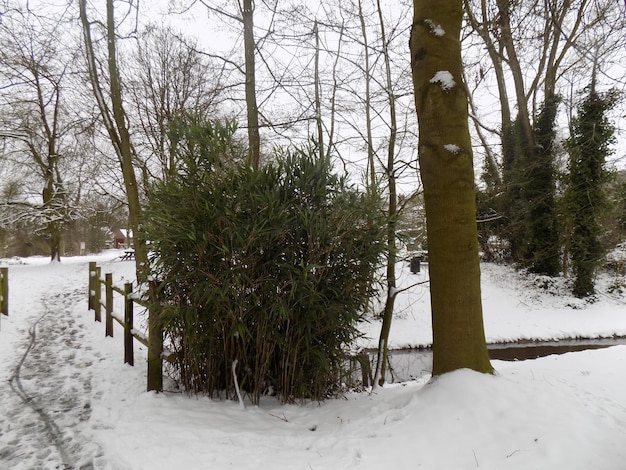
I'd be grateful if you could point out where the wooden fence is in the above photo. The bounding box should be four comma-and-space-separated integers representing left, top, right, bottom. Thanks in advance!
88, 262, 167, 391
0, 267, 8, 318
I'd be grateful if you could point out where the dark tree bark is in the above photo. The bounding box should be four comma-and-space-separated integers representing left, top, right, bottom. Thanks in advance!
242, 0, 260, 169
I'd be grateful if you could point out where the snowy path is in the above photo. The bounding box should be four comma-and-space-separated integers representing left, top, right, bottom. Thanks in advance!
0, 262, 103, 470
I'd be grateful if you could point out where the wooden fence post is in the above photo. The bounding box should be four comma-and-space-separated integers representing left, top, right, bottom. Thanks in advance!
124, 282, 134, 366
94, 266, 102, 322
0, 267, 8, 316
105, 273, 113, 337
147, 282, 163, 392
86, 266, 163, 389
88, 261, 96, 311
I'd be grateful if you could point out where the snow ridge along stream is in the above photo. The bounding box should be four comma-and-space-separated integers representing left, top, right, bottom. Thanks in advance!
1, 262, 103, 469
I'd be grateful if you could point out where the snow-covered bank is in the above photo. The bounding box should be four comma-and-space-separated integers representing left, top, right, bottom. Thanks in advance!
358, 261, 626, 349
1, 253, 626, 469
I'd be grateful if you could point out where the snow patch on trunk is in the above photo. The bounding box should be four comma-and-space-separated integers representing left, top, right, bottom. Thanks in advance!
430, 71, 455, 90
424, 19, 445, 37
444, 144, 461, 154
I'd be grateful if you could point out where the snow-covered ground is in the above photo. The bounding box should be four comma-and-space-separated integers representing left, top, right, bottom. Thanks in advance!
1, 250, 625, 469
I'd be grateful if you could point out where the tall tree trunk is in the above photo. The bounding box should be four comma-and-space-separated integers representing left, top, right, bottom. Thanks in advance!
324, 23, 344, 162
242, 0, 260, 170
410, 0, 492, 375
495, 0, 537, 266
464, 0, 508, 188
497, 0, 535, 159
313, 20, 324, 161
357, 0, 375, 188
103, 0, 149, 284
374, 0, 398, 387
567, 68, 616, 297
43, 167, 61, 262
37, 70, 64, 262
79, 0, 148, 283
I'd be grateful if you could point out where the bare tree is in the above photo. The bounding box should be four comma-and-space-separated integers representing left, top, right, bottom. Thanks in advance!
190, 0, 262, 168
128, 25, 223, 182
0, 5, 80, 261
78, 0, 146, 277
357, 0, 376, 187
465, 0, 626, 185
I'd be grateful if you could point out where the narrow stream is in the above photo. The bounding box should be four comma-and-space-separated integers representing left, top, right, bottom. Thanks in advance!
487, 337, 626, 360
360, 337, 626, 384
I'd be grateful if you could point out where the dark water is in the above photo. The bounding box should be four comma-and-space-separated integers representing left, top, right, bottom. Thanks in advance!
356, 337, 626, 384
487, 337, 626, 361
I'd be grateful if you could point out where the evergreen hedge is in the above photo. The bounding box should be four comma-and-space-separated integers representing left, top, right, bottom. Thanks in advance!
144, 116, 387, 403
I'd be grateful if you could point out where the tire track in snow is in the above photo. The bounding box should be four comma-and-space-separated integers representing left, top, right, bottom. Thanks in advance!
1, 269, 103, 470
7, 303, 73, 468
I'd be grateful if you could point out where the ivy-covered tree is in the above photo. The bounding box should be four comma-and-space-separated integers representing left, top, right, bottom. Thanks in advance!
525, 95, 561, 276
566, 87, 618, 297
498, 94, 561, 275
501, 116, 530, 264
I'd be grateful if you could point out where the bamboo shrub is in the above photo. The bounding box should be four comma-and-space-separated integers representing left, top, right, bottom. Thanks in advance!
144, 116, 387, 403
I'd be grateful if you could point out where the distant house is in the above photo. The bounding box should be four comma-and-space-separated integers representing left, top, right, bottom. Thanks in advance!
113, 228, 133, 248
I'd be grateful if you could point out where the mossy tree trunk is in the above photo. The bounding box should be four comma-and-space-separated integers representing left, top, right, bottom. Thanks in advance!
410, 0, 492, 375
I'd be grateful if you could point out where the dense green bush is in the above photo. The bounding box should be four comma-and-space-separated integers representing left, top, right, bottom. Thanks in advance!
145, 117, 387, 403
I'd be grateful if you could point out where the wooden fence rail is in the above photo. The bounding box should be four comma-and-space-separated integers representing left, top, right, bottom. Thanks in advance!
0, 267, 8, 319
88, 261, 166, 391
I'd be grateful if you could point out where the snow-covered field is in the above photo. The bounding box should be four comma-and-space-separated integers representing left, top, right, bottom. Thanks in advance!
1, 250, 625, 469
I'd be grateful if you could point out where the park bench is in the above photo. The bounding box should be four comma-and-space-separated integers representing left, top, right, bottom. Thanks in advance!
120, 250, 135, 261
